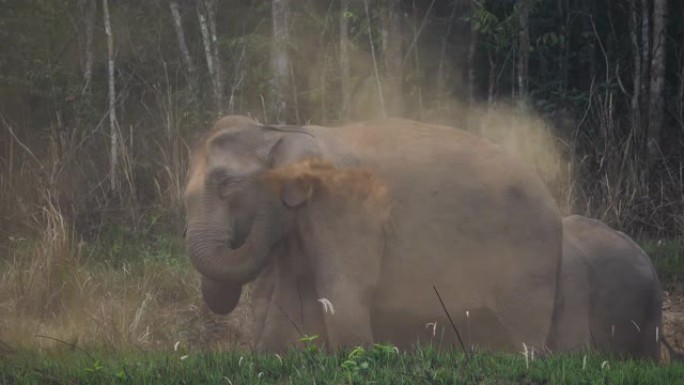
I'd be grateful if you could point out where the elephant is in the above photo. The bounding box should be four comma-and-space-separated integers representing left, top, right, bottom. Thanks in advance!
184, 115, 563, 353
547, 215, 662, 360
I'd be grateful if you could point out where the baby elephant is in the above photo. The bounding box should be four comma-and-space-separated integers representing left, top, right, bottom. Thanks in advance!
548, 215, 662, 360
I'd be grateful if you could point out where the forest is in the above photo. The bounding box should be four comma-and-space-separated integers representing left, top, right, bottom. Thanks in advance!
1, 0, 684, 371
1, 0, 683, 241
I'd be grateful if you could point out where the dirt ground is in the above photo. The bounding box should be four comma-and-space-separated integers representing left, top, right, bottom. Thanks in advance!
662, 287, 684, 362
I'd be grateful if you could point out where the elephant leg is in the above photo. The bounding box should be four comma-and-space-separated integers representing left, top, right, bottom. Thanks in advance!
496, 275, 557, 352
256, 248, 327, 353
304, 214, 384, 350
250, 258, 278, 345
314, 276, 376, 350
549, 303, 591, 353
548, 277, 592, 353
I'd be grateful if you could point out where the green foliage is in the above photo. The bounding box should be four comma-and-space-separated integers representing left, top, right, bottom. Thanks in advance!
472, 2, 517, 48
641, 239, 684, 288
85, 217, 186, 267
340, 346, 371, 383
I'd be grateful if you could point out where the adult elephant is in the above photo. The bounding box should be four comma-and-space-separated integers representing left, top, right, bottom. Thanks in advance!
184, 115, 562, 353
548, 215, 662, 360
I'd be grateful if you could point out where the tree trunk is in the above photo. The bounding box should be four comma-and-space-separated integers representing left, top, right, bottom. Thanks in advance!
467, 0, 478, 108
647, 0, 667, 162
340, 0, 351, 120
170, 0, 197, 92
197, 0, 222, 117
382, 0, 403, 116
641, 0, 651, 107
102, 0, 118, 192
79, 0, 95, 95
272, 0, 290, 124
206, 0, 222, 112
363, 0, 386, 118
436, 1, 457, 102
487, 47, 496, 107
628, 0, 642, 135
517, 0, 531, 109
560, 0, 569, 92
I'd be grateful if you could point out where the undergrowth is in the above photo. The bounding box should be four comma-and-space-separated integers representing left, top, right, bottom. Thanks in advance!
1, 346, 682, 385
641, 239, 684, 289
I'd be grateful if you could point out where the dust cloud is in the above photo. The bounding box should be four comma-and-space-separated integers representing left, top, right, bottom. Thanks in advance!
305, 14, 575, 215
466, 103, 574, 214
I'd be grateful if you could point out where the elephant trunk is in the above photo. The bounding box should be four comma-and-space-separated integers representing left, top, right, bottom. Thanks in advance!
187, 202, 283, 284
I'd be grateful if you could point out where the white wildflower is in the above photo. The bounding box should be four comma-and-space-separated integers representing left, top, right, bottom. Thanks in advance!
425, 322, 437, 338
317, 298, 335, 315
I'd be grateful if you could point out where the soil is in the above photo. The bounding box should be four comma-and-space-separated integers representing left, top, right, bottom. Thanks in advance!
662, 288, 684, 362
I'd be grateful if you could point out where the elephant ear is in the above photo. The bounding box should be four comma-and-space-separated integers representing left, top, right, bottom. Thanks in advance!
266, 132, 322, 168
281, 176, 315, 207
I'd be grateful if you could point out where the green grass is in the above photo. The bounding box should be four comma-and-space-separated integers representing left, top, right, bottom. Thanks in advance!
84, 217, 187, 268
640, 239, 684, 287
1, 346, 683, 385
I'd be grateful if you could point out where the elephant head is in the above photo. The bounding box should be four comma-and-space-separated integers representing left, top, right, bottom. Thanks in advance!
183, 116, 322, 313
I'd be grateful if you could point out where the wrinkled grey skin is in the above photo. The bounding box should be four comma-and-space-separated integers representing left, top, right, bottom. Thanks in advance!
548, 215, 662, 360
184, 115, 563, 353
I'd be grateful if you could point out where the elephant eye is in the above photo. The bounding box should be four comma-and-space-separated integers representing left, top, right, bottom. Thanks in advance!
218, 177, 246, 196
218, 178, 235, 193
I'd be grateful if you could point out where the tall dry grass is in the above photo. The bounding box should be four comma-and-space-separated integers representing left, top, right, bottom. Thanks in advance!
0, 185, 258, 353
0, 118, 255, 353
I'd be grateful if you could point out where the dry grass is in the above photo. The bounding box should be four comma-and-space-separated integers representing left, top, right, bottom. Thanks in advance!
0, 206, 257, 352
0, 120, 253, 353
0, 173, 257, 354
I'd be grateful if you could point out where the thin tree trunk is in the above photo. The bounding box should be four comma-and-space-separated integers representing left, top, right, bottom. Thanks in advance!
467, 0, 478, 108
102, 0, 118, 192
647, 0, 667, 162
560, 0, 569, 92
436, 1, 457, 101
340, 0, 351, 120
487, 47, 496, 107
516, 0, 531, 109
382, 0, 403, 117
272, 0, 290, 123
628, 0, 642, 133
641, 0, 651, 105
197, 0, 222, 116
170, 0, 197, 91
363, 0, 386, 118
79, 0, 95, 95
206, 0, 222, 112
